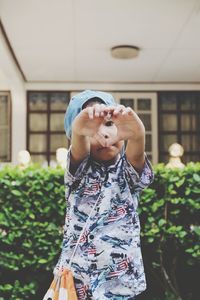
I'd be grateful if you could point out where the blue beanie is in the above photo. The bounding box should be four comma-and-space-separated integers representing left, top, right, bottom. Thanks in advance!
64, 90, 116, 139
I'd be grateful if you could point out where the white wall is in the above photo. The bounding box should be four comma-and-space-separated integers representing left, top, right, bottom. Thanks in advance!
0, 28, 26, 165
25, 82, 200, 92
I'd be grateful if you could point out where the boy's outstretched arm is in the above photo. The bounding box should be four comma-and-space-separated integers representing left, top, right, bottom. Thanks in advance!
125, 129, 145, 174
70, 131, 90, 172
111, 105, 146, 174
70, 104, 107, 172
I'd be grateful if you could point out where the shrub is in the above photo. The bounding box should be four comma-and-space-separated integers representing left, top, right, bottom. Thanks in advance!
0, 164, 65, 299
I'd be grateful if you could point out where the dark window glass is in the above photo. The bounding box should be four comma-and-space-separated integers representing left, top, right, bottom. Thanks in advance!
50, 114, 65, 131
50, 93, 68, 110
120, 98, 134, 109
158, 92, 200, 163
138, 114, 151, 131
50, 134, 67, 152
160, 94, 177, 110
146, 134, 152, 152
29, 134, 47, 152
29, 113, 48, 131
160, 114, 178, 131
29, 93, 48, 110
160, 134, 178, 152
137, 98, 151, 110
0, 92, 11, 162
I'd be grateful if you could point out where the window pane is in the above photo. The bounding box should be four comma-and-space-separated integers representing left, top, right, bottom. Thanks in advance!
181, 114, 197, 131
146, 134, 152, 151
50, 155, 57, 167
181, 134, 199, 152
50, 93, 69, 110
50, 134, 68, 152
0, 96, 8, 125
160, 134, 178, 151
120, 99, 134, 109
160, 114, 177, 131
29, 134, 47, 152
29, 113, 47, 131
184, 154, 200, 163
160, 95, 177, 110
0, 129, 9, 161
180, 94, 196, 111
31, 154, 47, 165
29, 93, 48, 110
50, 113, 64, 131
138, 114, 151, 130
137, 98, 151, 110
159, 154, 169, 164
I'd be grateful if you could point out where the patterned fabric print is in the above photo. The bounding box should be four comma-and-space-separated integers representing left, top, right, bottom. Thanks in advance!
54, 150, 154, 299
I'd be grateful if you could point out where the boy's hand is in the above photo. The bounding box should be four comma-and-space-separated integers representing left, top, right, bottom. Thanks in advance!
72, 103, 110, 146
108, 105, 145, 145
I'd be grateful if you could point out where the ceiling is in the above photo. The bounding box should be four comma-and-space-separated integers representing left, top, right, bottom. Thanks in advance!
1, 0, 200, 83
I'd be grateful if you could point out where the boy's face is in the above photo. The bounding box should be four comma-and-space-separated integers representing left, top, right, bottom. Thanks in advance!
85, 100, 124, 163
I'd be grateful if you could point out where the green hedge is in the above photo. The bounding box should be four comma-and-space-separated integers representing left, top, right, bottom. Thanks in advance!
139, 163, 200, 300
0, 163, 199, 300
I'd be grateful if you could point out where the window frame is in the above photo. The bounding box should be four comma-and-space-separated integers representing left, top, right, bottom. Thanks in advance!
158, 91, 200, 163
0, 91, 12, 162
27, 91, 69, 165
109, 92, 158, 164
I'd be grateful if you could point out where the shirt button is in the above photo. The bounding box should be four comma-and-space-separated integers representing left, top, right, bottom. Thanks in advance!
89, 234, 94, 240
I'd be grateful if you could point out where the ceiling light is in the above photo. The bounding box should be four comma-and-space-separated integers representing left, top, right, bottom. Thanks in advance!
111, 45, 140, 59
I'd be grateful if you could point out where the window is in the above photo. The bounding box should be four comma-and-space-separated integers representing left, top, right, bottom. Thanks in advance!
158, 92, 200, 163
27, 91, 69, 165
111, 92, 158, 164
0, 91, 11, 162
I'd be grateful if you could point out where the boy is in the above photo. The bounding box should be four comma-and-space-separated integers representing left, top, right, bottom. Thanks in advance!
45, 90, 154, 300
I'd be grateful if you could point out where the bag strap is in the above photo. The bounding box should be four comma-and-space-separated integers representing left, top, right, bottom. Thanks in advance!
68, 192, 101, 268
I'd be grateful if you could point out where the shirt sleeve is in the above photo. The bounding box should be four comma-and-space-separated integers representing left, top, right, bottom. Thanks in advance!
124, 152, 154, 193
64, 146, 90, 189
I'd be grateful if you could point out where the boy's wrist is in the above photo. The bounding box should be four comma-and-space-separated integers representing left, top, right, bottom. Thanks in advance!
128, 126, 145, 141
72, 121, 85, 137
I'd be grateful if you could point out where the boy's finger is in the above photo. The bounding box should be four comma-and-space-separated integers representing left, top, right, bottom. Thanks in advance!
122, 107, 133, 115
94, 104, 101, 117
103, 106, 116, 113
87, 106, 94, 119
113, 105, 126, 115
99, 104, 111, 117
98, 104, 104, 117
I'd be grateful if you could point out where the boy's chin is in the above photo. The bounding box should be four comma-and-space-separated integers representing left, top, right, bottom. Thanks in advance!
92, 149, 120, 163
91, 141, 124, 163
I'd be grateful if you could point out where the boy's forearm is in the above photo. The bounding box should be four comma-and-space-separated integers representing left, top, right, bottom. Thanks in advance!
126, 132, 145, 174
70, 132, 90, 166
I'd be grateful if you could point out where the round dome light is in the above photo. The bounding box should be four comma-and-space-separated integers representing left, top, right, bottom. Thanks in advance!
111, 45, 140, 59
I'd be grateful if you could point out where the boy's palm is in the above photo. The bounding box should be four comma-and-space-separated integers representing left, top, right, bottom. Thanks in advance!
112, 111, 144, 142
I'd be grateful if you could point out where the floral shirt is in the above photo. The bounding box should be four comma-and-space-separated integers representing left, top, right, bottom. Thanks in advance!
54, 149, 154, 299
